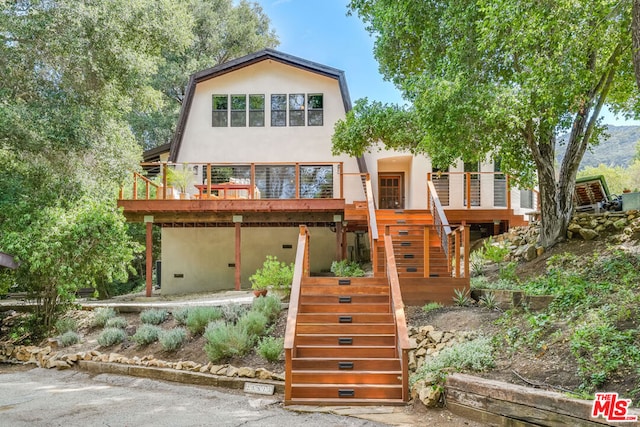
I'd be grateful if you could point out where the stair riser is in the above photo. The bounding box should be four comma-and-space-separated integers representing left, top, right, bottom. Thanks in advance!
299, 304, 390, 313
295, 335, 396, 346
295, 313, 395, 324
291, 359, 401, 371
290, 386, 403, 400
296, 324, 396, 334
295, 347, 397, 358
299, 295, 389, 304
301, 285, 390, 295
291, 372, 402, 385
302, 277, 388, 286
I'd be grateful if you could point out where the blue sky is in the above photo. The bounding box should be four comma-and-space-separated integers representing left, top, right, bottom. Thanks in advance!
254, 0, 638, 126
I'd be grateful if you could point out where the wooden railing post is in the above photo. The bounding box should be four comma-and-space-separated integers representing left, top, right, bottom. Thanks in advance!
132, 175, 138, 200
339, 162, 344, 200
162, 163, 168, 200
454, 229, 461, 277
506, 175, 511, 210
424, 226, 430, 278
466, 172, 471, 209
206, 163, 212, 198
463, 221, 470, 278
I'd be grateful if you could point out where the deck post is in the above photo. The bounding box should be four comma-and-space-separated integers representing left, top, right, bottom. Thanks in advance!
466, 172, 471, 209
463, 221, 470, 279
162, 163, 168, 200
234, 219, 242, 291
335, 220, 343, 261
144, 216, 153, 297
424, 226, 430, 278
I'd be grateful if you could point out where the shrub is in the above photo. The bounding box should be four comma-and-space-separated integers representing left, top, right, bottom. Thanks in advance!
132, 324, 161, 345
92, 307, 117, 328
204, 322, 253, 362
59, 331, 81, 347
55, 317, 78, 334
105, 316, 128, 329
251, 295, 281, 323
186, 306, 223, 335
159, 328, 188, 352
97, 327, 126, 346
410, 337, 495, 386
452, 288, 471, 306
498, 261, 518, 282
221, 303, 248, 324
469, 250, 486, 276
249, 255, 294, 294
479, 292, 498, 310
422, 302, 442, 313
172, 307, 190, 325
330, 259, 365, 277
257, 336, 284, 362
482, 237, 509, 263
238, 311, 268, 337
140, 308, 168, 325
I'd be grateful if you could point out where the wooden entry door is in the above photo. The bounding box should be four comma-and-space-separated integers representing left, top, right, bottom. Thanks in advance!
379, 174, 404, 209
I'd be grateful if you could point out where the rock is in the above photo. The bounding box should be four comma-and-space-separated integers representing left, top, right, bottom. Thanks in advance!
210, 364, 225, 375
418, 382, 442, 407
613, 218, 628, 230
238, 367, 256, 378
255, 368, 272, 380
225, 365, 239, 377
408, 337, 418, 349
579, 228, 598, 241
108, 353, 123, 363
536, 246, 545, 257
428, 330, 444, 343
523, 244, 537, 261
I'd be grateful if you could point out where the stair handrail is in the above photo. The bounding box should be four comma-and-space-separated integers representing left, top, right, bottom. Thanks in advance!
284, 225, 310, 402
365, 174, 378, 241
427, 180, 452, 259
384, 227, 410, 402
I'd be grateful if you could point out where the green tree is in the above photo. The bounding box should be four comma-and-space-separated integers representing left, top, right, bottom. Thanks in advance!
129, 0, 279, 149
0, 0, 191, 330
339, 0, 636, 248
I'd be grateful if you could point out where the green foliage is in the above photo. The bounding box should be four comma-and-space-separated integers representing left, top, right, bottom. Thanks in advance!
55, 317, 78, 334
482, 238, 509, 264
159, 328, 188, 352
105, 317, 128, 329
220, 303, 248, 325
237, 311, 268, 338
203, 322, 253, 362
479, 292, 498, 310
140, 308, 169, 325
92, 308, 117, 328
410, 337, 495, 386
132, 324, 162, 345
257, 336, 284, 362
166, 164, 195, 194
452, 289, 471, 307
97, 327, 126, 347
498, 261, 518, 283
58, 331, 81, 347
251, 295, 282, 323
172, 307, 191, 326
469, 250, 486, 277
249, 256, 294, 294
422, 302, 443, 313
186, 306, 223, 335
330, 259, 365, 277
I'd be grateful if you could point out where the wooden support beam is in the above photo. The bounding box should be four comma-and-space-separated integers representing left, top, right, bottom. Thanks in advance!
145, 219, 153, 297
424, 226, 430, 278
335, 221, 342, 261
235, 221, 241, 291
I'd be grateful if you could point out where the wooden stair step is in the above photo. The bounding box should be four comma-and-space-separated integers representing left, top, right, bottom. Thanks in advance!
291, 371, 402, 385
299, 294, 389, 304
295, 334, 397, 346
295, 313, 394, 324
286, 397, 406, 406
301, 284, 390, 295
291, 357, 401, 371
295, 346, 397, 358
298, 303, 391, 313
295, 323, 396, 334
290, 384, 403, 400
302, 277, 388, 285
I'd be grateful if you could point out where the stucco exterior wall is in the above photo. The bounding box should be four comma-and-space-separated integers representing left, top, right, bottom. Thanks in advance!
160, 226, 338, 295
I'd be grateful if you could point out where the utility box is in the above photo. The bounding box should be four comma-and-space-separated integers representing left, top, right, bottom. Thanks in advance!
621, 192, 640, 211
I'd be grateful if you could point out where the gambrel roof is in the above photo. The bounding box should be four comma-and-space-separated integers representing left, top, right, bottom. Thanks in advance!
169, 49, 352, 162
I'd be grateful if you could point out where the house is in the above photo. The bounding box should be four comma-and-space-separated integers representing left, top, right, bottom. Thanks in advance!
118, 48, 534, 405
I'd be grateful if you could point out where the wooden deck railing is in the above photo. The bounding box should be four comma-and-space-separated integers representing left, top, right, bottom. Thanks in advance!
121, 161, 344, 201
427, 171, 513, 209
284, 225, 310, 402
384, 230, 410, 401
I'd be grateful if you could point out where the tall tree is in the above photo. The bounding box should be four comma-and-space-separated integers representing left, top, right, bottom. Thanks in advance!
0, 0, 193, 329
129, 0, 279, 150
338, 0, 636, 248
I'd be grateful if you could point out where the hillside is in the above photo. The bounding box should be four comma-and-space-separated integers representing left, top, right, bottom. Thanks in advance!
557, 125, 640, 168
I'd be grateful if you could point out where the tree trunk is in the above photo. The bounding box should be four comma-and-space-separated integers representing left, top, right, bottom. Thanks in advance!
633, 0, 640, 91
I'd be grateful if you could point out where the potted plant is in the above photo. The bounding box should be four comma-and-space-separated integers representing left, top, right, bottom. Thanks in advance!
166, 164, 195, 199
249, 255, 294, 298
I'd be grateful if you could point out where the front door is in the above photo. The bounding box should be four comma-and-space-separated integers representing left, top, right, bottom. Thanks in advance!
379, 174, 404, 209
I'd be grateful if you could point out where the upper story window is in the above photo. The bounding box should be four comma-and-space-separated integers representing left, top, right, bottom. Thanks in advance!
307, 94, 323, 126
271, 94, 286, 127
212, 95, 228, 127
249, 94, 265, 127
230, 95, 246, 127
289, 94, 305, 126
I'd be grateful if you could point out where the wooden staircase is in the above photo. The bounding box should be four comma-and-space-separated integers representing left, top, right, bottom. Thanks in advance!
286, 275, 407, 405
374, 209, 449, 278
